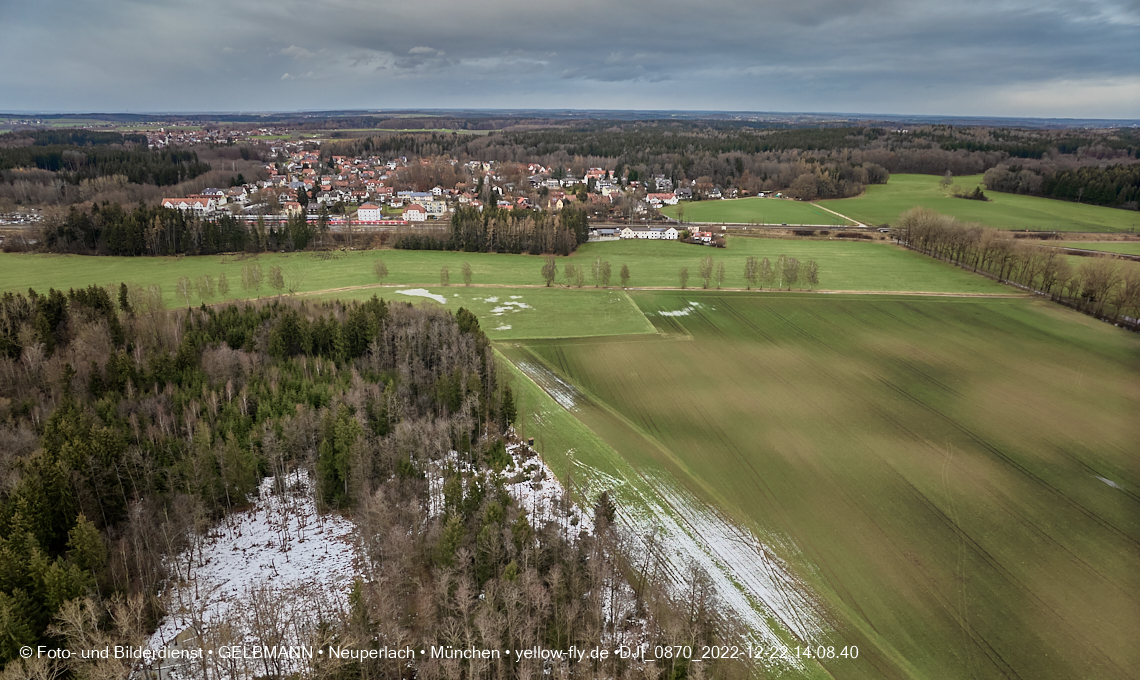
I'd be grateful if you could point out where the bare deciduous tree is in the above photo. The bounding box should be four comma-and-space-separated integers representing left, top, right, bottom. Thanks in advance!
373, 259, 389, 284
541, 256, 557, 287
699, 255, 713, 289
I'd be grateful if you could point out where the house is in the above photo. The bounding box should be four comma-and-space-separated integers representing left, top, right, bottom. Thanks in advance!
162, 197, 216, 215
403, 204, 427, 222
282, 201, 303, 216
646, 192, 679, 206
619, 226, 679, 240
357, 204, 383, 221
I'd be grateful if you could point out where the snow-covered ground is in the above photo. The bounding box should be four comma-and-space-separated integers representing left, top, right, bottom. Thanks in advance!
395, 288, 447, 304
148, 470, 362, 678
658, 300, 715, 316
490, 300, 531, 315
520, 395, 825, 673
502, 441, 593, 537
514, 360, 582, 411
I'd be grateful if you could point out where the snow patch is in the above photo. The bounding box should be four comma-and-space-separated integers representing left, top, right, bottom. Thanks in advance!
396, 288, 447, 304
148, 470, 361, 678
482, 296, 499, 303
503, 441, 593, 537
493, 324, 512, 331
515, 360, 581, 411
659, 301, 703, 317
490, 300, 532, 315
1096, 475, 1122, 489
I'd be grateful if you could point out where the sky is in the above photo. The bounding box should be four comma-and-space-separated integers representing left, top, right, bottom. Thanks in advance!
2, 0, 1138, 119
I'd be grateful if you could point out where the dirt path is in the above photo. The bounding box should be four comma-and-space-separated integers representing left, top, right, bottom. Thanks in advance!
810, 201, 866, 227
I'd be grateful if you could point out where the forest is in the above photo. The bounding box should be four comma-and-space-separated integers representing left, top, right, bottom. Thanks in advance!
0, 129, 210, 188
0, 288, 733, 679
985, 162, 1140, 210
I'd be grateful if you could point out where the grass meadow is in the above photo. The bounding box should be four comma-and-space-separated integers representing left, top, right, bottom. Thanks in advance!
501, 291, 1140, 680
310, 285, 656, 340
0, 237, 1013, 306
661, 197, 853, 225
818, 174, 1140, 233
1055, 241, 1140, 256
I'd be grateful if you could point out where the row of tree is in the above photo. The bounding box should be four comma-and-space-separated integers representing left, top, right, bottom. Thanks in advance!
895, 207, 1140, 324
34, 202, 320, 256
394, 206, 590, 256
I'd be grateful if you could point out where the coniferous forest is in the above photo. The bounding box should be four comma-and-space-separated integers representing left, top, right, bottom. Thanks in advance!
0, 288, 733, 679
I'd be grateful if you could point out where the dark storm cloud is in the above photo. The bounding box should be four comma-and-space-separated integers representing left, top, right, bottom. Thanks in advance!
1, 0, 1136, 116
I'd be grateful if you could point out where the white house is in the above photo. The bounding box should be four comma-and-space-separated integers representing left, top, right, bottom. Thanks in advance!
403, 204, 427, 222
357, 204, 383, 221
162, 197, 216, 215
618, 226, 679, 240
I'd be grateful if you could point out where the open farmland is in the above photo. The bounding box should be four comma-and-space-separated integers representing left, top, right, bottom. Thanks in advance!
661, 196, 854, 226
0, 237, 1013, 304
818, 174, 1140, 232
499, 291, 1140, 680
310, 285, 656, 340
1054, 241, 1140, 256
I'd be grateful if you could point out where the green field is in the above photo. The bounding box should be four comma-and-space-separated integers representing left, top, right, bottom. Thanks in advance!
0, 238, 1014, 305
818, 174, 1140, 233
311, 285, 655, 340
661, 197, 854, 226
1055, 241, 1140, 256
500, 291, 1140, 679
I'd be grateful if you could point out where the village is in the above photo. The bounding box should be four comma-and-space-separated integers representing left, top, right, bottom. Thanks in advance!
159, 135, 728, 243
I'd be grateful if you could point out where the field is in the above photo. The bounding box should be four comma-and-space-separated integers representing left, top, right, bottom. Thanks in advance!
818, 174, 1140, 233
499, 291, 1140, 679
661, 197, 853, 226
0, 237, 1013, 306
311, 285, 656, 340
1055, 241, 1140, 256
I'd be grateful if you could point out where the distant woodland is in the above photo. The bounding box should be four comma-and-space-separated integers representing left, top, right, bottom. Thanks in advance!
2, 120, 1137, 217
330, 123, 1139, 208
0, 291, 734, 678
0, 130, 265, 209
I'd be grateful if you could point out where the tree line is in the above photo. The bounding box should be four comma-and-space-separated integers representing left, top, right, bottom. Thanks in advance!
984, 163, 1140, 210
394, 206, 589, 256
0, 142, 210, 187
0, 288, 741, 678
32, 202, 320, 256
895, 207, 1140, 325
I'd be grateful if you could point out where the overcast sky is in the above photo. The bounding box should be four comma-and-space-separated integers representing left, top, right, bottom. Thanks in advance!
2, 0, 1138, 118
